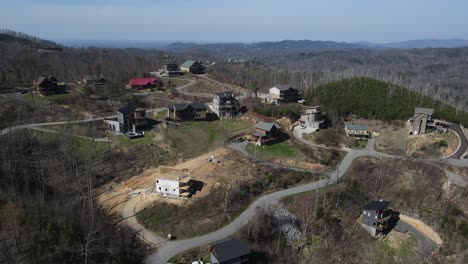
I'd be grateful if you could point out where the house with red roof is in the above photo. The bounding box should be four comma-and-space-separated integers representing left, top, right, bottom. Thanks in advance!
129, 77, 160, 90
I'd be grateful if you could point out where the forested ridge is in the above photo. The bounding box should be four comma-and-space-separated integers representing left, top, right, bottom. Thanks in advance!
305, 77, 468, 126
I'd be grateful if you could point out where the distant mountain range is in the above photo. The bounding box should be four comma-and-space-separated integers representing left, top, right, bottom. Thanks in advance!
163, 39, 468, 59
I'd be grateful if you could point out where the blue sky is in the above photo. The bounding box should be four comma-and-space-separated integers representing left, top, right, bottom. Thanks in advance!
1, 0, 467, 43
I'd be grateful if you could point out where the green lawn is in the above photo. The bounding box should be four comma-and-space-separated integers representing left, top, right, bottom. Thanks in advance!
113, 130, 156, 147
246, 140, 297, 159
352, 139, 368, 149
22, 92, 72, 103
154, 109, 168, 120
162, 120, 250, 158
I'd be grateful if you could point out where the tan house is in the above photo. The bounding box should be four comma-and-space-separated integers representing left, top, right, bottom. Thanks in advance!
168, 102, 207, 121
409, 107, 434, 135
180, 60, 206, 74
252, 121, 281, 145
268, 85, 300, 104
345, 124, 370, 138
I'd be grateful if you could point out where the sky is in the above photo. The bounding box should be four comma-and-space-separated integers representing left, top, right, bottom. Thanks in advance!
1, 0, 467, 43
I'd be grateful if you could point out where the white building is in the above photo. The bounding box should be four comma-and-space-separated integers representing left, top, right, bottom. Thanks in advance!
155, 171, 193, 197
300, 106, 324, 129
212, 92, 240, 119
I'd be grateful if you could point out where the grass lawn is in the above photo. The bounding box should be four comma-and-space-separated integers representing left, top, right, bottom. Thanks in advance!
162, 119, 250, 158
22, 92, 72, 103
246, 140, 297, 160
154, 109, 168, 120
113, 130, 156, 147
353, 139, 368, 149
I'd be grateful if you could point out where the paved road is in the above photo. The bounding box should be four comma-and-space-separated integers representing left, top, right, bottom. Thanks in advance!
448, 123, 468, 159
394, 220, 438, 258
145, 131, 468, 263
0, 107, 167, 137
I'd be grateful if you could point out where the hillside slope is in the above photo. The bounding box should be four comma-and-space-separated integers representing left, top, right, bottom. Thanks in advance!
306, 77, 468, 126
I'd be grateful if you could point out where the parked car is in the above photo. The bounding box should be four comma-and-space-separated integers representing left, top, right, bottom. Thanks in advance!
237, 137, 245, 142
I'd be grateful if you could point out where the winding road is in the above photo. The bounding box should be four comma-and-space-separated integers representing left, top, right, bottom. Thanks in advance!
2, 80, 467, 264
143, 133, 467, 263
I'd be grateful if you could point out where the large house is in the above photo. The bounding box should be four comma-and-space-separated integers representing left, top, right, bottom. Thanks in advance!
252, 121, 281, 145
268, 85, 300, 104
83, 74, 106, 85
345, 124, 371, 138
161, 63, 181, 77
210, 239, 250, 264
117, 105, 147, 133
300, 106, 325, 129
180, 60, 206, 74
168, 102, 207, 121
409, 107, 435, 135
361, 200, 392, 237
34, 75, 64, 96
129, 77, 160, 90
155, 168, 194, 197
213, 92, 240, 119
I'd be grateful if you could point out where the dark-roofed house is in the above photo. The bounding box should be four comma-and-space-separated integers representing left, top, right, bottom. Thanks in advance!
361, 200, 391, 237
180, 60, 206, 74
409, 107, 435, 135
213, 92, 240, 119
252, 121, 281, 145
117, 105, 148, 133
268, 85, 300, 104
161, 63, 181, 77
129, 77, 160, 90
345, 124, 370, 138
210, 239, 250, 264
34, 75, 64, 96
168, 102, 207, 121
83, 74, 106, 85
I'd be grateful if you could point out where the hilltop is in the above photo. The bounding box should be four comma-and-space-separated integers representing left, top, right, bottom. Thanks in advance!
306, 77, 468, 126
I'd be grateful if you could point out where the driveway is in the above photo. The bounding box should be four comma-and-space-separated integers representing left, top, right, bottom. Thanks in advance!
448, 123, 468, 159
394, 220, 438, 258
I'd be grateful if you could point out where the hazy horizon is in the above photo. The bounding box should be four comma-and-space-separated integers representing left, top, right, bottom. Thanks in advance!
2, 0, 468, 43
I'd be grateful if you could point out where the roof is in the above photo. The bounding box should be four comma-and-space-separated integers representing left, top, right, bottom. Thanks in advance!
346, 124, 368, 131
415, 107, 434, 116
84, 74, 105, 81
215, 92, 235, 99
118, 105, 136, 114
363, 200, 390, 211
181, 60, 197, 68
273, 84, 294, 91
157, 171, 189, 181
129, 77, 159, 86
210, 239, 250, 262
255, 121, 281, 132
171, 102, 206, 111
36, 75, 56, 85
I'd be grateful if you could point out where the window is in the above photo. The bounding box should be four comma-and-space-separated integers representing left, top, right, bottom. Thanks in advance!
156, 180, 159, 183
173, 189, 176, 192
165, 189, 167, 192
373, 222, 376, 226
158, 187, 161, 190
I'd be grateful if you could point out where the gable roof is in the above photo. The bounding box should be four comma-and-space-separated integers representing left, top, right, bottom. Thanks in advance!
118, 105, 136, 114
36, 75, 57, 86
129, 77, 159, 86
346, 124, 368, 131
273, 84, 295, 91
181, 60, 197, 68
415, 107, 434, 116
84, 74, 105, 81
171, 102, 206, 111
210, 239, 250, 262
215, 92, 235, 99
363, 200, 390, 211
255, 121, 281, 132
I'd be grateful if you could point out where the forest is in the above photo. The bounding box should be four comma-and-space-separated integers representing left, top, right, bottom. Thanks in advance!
304, 77, 468, 126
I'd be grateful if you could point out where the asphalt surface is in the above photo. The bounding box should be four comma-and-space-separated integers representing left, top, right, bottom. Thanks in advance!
449, 123, 468, 159
394, 220, 438, 258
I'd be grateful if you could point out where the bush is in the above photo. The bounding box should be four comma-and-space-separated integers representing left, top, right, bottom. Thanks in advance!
437, 140, 448, 148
